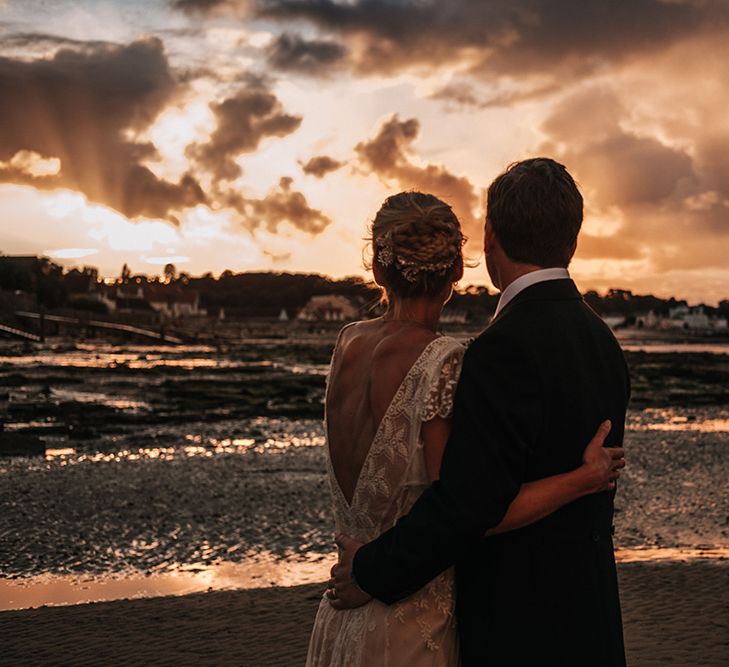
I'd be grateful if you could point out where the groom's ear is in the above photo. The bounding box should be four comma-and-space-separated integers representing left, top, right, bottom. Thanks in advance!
569, 239, 578, 262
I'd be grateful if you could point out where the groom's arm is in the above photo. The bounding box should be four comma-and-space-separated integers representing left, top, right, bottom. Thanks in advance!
352, 330, 542, 604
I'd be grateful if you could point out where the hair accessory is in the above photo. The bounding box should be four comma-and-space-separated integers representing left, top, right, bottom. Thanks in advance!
376, 230, 464, 283
375, 231, 395, 267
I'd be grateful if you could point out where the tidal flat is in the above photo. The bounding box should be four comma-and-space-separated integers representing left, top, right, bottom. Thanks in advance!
0, 334, 727, 591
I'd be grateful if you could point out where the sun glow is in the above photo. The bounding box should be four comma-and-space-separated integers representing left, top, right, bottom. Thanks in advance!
1, 150, 61, 177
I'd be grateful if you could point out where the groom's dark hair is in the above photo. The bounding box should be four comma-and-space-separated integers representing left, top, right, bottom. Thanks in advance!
487, 157, 583, 267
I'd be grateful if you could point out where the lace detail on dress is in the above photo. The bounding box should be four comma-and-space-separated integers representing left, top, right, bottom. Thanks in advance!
420, 348, 465, 422
307, 335, 465, 667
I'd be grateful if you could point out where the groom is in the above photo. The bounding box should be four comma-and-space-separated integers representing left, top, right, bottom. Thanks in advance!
331, 158, 630, 666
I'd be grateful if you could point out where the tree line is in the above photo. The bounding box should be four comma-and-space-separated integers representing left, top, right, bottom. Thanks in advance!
1, 256, 727, 321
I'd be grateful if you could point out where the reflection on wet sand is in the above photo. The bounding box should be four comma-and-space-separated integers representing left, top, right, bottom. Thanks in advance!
3, 547, 727, 612
0, 552, 337, 611
615, 547, 729, 563
40, 432, 326, 465
628, 407, 729, 432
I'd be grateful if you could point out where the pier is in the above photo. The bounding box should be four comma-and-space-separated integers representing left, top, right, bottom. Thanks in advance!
11, 311, 183, 344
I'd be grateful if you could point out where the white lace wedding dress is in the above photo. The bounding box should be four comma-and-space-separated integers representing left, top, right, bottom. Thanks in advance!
306, 335, 465, 667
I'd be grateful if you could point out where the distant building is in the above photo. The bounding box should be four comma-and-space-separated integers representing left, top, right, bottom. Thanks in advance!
297, 295, 358, 322
69, 283, 117, 312
107, 283, 203, 318
142, 285, 205, 318
683, 307, 710, 330
279, 308, 289, 322
662, 305, 712, 331
635, 311, 660, 329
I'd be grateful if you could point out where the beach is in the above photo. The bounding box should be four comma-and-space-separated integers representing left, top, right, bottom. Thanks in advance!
1, 333, 728, 665
1, 561, 727, 666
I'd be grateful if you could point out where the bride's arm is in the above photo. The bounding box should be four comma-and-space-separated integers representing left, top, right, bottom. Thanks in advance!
421, 416, 452, 482
485, 420, 624, 536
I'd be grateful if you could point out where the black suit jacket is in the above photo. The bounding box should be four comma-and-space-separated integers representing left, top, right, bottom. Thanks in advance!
352, 279, 630, 666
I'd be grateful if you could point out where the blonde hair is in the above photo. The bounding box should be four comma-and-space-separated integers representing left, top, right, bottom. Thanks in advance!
367, 191, 464, 299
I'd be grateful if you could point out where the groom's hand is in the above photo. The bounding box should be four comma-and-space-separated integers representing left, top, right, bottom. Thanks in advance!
326, 534, 371, 610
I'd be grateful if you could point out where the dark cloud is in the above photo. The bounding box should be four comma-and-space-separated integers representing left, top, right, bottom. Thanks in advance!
254, 0, 727, 79
430, 80, 561, 111
0, 37, 207, 222
267, 33, 347, 75
221, 176, 332, 234
187, 77, 302, 182
300, 155, 345, 178
355, 114, 482, 240
0, 32, 114, 53
171, 0, 231, 13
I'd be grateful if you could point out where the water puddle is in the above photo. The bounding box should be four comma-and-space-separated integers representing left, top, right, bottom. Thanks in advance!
0, 552, 337, 611
614, 547, 729, 563
628, 408, 729, 433
618, 342, 729, 355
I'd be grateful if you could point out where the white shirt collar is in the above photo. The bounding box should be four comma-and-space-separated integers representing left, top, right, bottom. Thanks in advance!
493, 268, 571, 318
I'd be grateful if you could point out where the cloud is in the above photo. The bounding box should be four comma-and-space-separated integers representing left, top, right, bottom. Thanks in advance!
187, 76, 302, 182
266, 33, 347, 75
576, 233, 646, 262
355, 114, 482, 240
171, 0, 233, 13
254, 0, 727, 81
540, 88, 696, 208
0, 32, 113, 54
429, 80, 562, 110
299, 155, 345, 178
221, 176, 332, 234
537, 85, 729, 271
0, 37, 207, 223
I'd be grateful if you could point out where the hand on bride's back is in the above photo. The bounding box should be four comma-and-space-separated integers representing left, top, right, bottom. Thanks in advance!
580, 420, 625, 493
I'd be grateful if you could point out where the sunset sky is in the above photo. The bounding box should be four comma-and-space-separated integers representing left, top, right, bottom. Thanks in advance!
0, 0, 727, 304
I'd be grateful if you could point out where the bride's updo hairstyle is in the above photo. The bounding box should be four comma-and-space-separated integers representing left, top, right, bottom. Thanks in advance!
369, 191, 465, 300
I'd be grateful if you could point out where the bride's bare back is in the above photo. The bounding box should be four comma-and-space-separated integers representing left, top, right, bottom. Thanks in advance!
307, 190, 466, 666
326, 319, 439, 505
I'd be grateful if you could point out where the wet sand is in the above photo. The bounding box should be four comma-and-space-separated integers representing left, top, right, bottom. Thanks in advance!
2, 410, 727, 579
1, 561, 727, 667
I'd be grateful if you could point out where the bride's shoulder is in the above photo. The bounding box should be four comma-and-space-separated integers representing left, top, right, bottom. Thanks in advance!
333, 319, 370, 347
430, 334, 467, 359
436, 333, 466, 348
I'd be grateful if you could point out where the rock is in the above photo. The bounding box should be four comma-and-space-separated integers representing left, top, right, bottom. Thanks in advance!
0, 433, 45, 457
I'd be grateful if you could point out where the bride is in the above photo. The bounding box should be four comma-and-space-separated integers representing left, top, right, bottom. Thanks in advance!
306, 191, 623, 666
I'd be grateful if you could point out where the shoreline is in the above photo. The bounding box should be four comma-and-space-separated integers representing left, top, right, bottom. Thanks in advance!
1, 561, 727, 667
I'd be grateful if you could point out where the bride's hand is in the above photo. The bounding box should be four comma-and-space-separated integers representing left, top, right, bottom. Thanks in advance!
580, 420, 625, 493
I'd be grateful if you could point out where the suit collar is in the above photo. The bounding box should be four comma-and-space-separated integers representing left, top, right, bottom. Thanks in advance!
490, 278, 582, 324
493, 268, 570, 318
